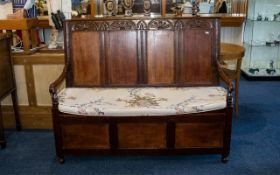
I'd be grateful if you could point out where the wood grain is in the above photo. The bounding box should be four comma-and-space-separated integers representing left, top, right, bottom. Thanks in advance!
175, 123, 224, 148
147, 31, 174, 84
62, 123, 110, 149
118, 123, 166, 148
106, 31, 138, 85
178, 29, 213, 85
24, 65, 37, 106
2, 105, 52, 129
72, 32, 101, 86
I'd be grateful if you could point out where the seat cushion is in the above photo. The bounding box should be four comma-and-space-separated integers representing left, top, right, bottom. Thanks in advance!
58, 87, 227, 116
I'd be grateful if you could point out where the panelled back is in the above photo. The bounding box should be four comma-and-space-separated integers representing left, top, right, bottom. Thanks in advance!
71, 31, 101, 86
177, 21, 216, 85
147, 30, 175, 85
106, 31, 138, 85
65, 17, 220, 87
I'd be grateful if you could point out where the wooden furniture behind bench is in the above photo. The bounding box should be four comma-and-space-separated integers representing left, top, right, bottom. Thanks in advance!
50, 17, 233, 163
220, 43, 245, 114
0, 34, 21, 149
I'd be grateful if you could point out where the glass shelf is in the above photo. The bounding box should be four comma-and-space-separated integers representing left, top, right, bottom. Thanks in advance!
244, 42, 280, 47
242, 68, 280, 78
242, 0, 280, 79
247, 19, 280, 22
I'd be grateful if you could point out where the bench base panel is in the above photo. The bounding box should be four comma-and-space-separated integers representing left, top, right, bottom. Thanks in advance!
52, 110, 231, 163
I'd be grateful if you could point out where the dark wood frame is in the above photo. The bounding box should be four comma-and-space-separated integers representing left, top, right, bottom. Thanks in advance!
50, 16, 233, 163
0, 34, 21, 149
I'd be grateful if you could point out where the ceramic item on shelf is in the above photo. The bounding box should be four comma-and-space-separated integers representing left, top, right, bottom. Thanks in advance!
105, 0, 117, 16
122, 0, 134, 16
143, 0, 151, 16
192, 0, 200, 16
266, 60, 276, 75
256, 13, 262, 21
249, 68, 260, 75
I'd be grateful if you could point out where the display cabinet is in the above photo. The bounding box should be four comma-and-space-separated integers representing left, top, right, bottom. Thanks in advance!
242, 0, 280, 79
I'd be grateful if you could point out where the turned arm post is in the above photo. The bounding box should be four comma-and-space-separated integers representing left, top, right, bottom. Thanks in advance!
49, 67, 66, 106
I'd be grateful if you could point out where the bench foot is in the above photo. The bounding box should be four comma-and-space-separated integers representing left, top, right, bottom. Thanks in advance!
221, 156, 229, 163
57, 156, 65, 164
0, 142, 6, 149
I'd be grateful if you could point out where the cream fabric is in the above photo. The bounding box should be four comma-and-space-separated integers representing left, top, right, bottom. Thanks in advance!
58, 87, 227, 116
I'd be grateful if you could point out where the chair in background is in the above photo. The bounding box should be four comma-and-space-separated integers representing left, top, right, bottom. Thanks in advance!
0, 34, 21, 149
220, 43, 245, 115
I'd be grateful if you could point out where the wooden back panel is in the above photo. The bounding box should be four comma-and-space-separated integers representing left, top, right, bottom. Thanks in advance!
64, 17, 220, 87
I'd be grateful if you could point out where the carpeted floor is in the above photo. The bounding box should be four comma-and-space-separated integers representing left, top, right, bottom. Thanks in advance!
0, 78, 280, 175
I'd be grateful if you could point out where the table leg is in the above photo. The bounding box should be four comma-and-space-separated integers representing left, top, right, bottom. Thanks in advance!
22, 30, 31, 51
11, 89, 21, 131
31, 28, 39, 48
0, 104, 7, 149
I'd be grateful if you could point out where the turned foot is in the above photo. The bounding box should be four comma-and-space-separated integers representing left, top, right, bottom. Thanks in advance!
57, 156, 65, 164
221, 156, 229, 163
0, 142, 6, 149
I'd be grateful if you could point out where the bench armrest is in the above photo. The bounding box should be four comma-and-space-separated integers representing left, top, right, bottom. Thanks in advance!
49, 67, 66, 105
216, 60, 234, 106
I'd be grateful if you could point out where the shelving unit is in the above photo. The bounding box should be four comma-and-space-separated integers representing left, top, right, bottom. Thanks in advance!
242, 0, 280, 79
0, 18, 39, 52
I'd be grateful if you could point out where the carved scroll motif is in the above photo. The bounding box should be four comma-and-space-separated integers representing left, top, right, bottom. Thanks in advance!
137, 20, 148, 30
110, 21, 137, 30
71, 22, 98, 31
148, 19, 173, 30
71, 22, 110, 31
98, 22, 110, 30
174, 20, 185, 30
186, 19, 213, 29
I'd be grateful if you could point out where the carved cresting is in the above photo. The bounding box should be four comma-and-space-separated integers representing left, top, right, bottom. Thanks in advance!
110, 20, 136, 30
137, 20, 148, 30
148, 19, 173, 30
71, 21, 110, 31
174, 20, 184, 30
70, 18, 214, 32
186, 19, 213, 29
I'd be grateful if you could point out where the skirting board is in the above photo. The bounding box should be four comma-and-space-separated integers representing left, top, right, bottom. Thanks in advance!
2, 105, 52, 129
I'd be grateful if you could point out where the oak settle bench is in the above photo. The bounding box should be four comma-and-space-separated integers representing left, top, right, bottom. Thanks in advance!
49, 17, 233, 163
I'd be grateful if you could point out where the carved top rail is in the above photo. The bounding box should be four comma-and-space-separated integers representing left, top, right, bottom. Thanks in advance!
64, 17, 220, 87
69, 17, 217, 31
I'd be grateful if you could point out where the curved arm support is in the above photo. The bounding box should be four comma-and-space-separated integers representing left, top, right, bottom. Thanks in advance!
49, 67, 66, 106
216, 60, 234, 107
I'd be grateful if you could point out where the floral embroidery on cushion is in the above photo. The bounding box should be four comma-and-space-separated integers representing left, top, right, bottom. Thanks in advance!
77, 105, 87, 115
94, 107, 105, 116
169, 97, 195, 114
116, 88, 167, 108
58, 91, 77, 103
58, 87, 227, 116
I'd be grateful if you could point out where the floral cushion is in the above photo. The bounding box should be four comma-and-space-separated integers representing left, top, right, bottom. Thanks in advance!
58, 87, 227, 116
